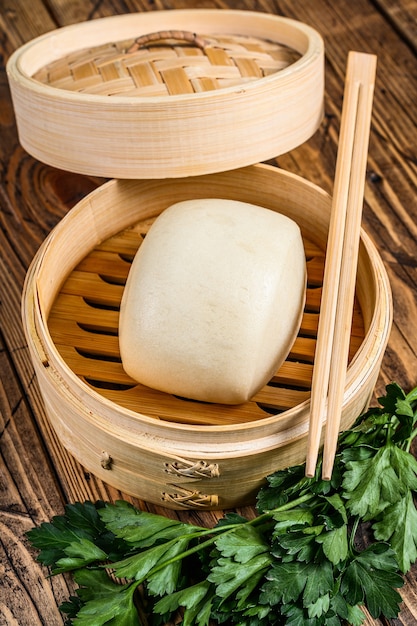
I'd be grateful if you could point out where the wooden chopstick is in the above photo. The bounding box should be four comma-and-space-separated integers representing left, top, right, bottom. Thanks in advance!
305, 51, 377, 479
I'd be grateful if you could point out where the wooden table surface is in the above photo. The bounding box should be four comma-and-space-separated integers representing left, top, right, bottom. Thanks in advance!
2, 0, 417, 624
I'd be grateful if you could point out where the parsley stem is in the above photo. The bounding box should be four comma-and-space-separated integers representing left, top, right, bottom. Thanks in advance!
406, 427, 417, 452
132, 523, 246, 583
349, 516, 360, 553
399, 386, 417, 451
253, 492, 316, 525
405, 386, 417, 406
134, 493, 316, 585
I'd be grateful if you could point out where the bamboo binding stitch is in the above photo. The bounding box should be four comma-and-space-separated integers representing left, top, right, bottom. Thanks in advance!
164, 460, 220, 478
127, 30, 209, 52
162, 488, 219, 509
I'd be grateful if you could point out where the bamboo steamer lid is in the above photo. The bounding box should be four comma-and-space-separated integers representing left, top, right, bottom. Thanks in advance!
6, 10, 324, 178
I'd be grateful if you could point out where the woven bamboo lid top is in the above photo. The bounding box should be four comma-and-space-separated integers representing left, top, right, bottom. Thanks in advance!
7, 10, 324, 178
32, 31, 301, 97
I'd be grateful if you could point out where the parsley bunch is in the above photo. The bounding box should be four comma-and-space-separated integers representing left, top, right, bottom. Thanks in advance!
27, 382, 417, 625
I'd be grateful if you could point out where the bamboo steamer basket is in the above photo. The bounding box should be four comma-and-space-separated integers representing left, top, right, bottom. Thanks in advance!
10, 9, 391, 509
6, 9, 324, 178
22, 164, 393, 510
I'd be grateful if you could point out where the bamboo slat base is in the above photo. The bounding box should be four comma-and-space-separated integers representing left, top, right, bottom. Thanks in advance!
47, 220, 364, 427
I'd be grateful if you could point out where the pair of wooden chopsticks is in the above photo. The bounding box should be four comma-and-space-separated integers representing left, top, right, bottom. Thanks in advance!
305, 51, 377, 480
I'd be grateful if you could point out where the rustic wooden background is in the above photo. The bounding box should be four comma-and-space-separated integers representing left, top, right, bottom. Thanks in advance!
1, 0, 417, 624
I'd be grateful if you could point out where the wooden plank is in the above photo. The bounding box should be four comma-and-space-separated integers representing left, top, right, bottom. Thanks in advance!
0, 0, 56, 46
0, 332, 74, 625
1, 0, 417, 624
373, 0, 417, 54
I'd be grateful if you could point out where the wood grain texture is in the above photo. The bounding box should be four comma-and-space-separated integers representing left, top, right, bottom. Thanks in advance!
1, 0, 417, 623
373, 0, 417, 55
0, 334, 74, 625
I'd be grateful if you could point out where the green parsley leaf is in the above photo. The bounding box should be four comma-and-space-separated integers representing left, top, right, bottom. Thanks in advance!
261, 559, 333, 609
307, 592, 330, 619
154, 580, 213, 626
378, 382, 406, 413
341, 543, 403, 618
208, 553, 272, 603
342, 446, 404, 519
69, 569, 140, 626
271, 508, 314, 534
207, 525, 273, 607
323, 493, 348, 524
234, 567, 267, 609
53, 538, 108, 573
279, 602, 319, 626
62, 501, 107, 535
314, 494, 349, 564
60, 596, 83, 621
396, 397, 414, 418
329, 594, 365, 626
302, 559, 334, 607
237, 602, 271, 621
256, 465, 307, 511
389, 445, 417, 491
26, 501, 127, 568
146, 536, 195, 597
213, 525, 270, 563
316, 523, 348, 565
26, 502, 106, 567
260, 561, 308, 605
99, 500, 203, 548
110, 535, 192, 594
72, 568, 132, 602
373, 491, 417, 573
214, 512, 248, 527
274, 527, 318, 562
345, 604, 367, 626
26, 520, 87, 567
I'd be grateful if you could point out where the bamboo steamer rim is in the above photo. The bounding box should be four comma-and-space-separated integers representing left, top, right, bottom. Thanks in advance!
7, 10, 325, 178
22, 165, 393, 445
10, 10, 321, 101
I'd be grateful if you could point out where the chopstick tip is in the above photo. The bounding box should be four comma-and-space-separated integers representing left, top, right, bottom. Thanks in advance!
305, 458, 317, 478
